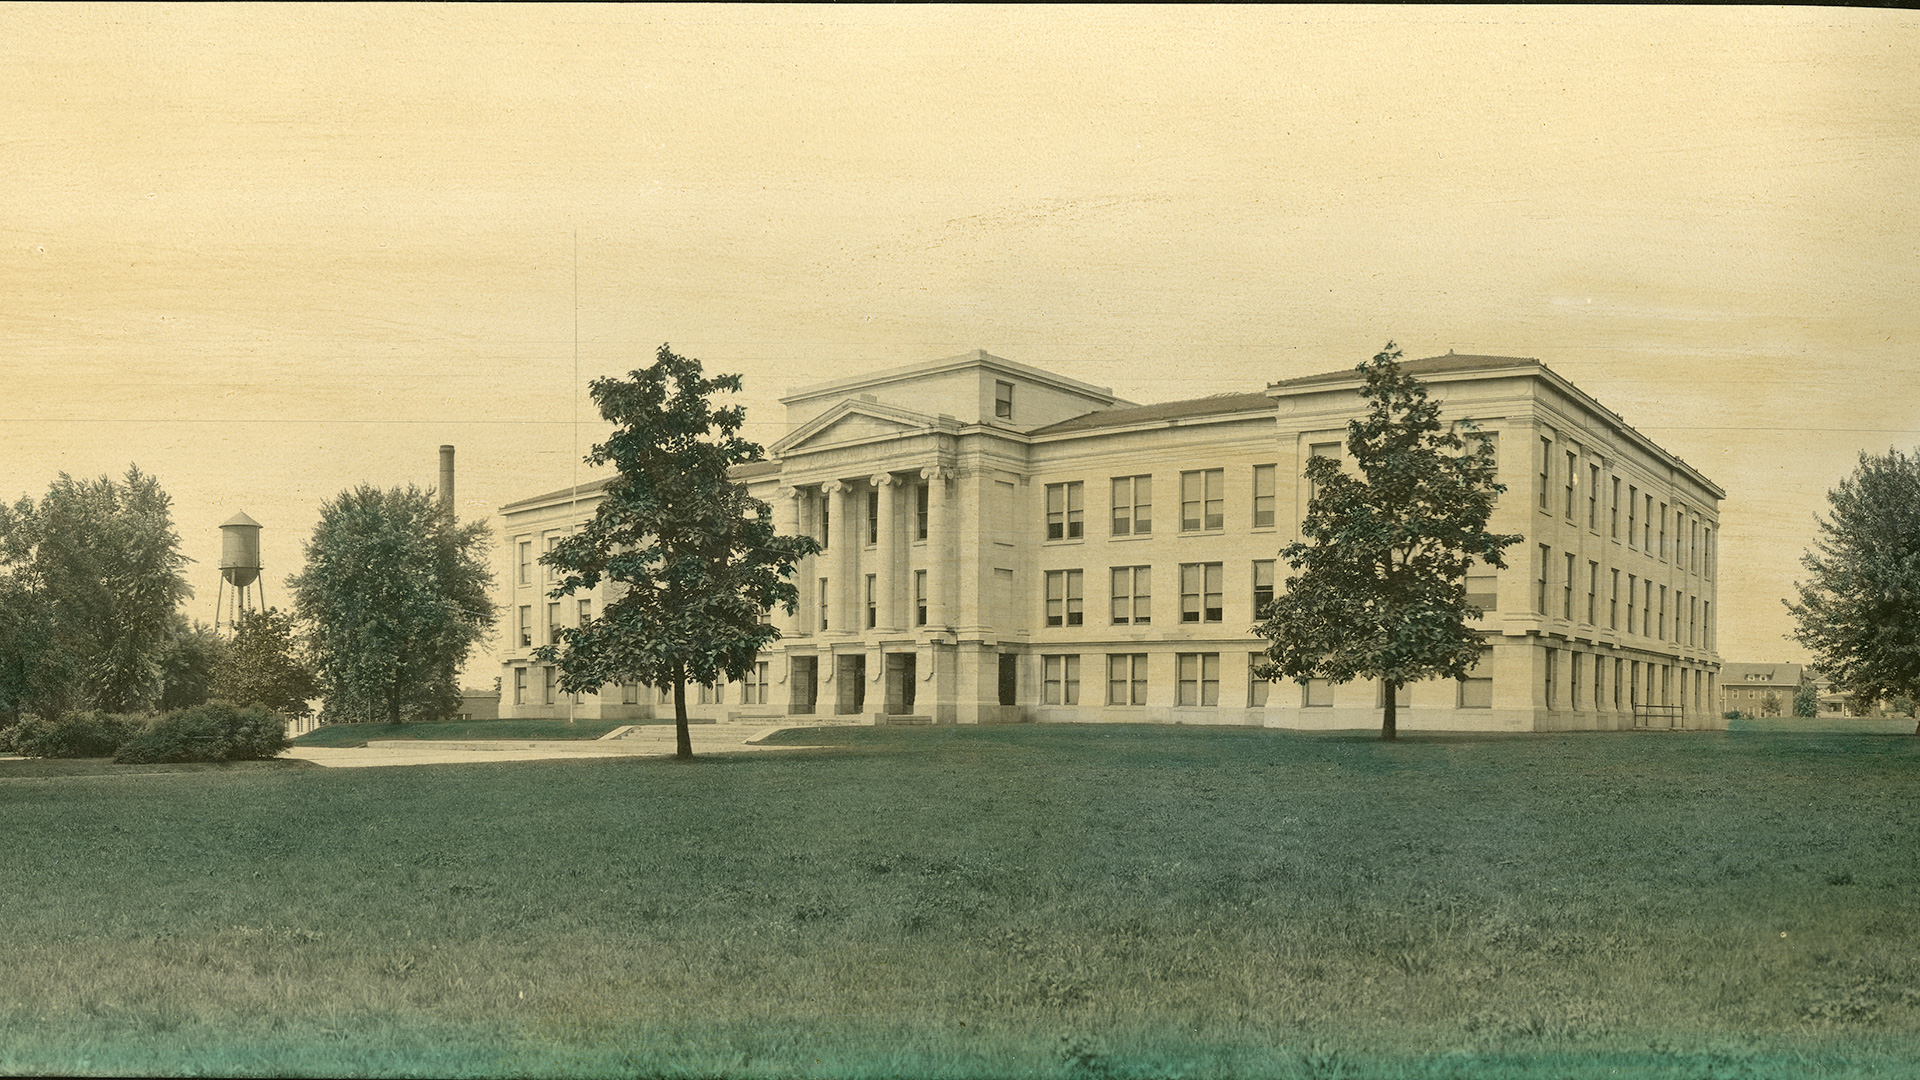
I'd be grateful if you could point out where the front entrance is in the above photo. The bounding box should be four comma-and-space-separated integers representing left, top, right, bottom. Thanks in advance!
998, 653, 1018, 706
789, 656, 817, 716
835, 654, 866, 715
884, 652, 917, 715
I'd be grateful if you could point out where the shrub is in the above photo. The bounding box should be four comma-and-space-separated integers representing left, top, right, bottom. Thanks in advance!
4, 711, 144, 758
1723, 710, 1744, 721
114, 703, 289, 764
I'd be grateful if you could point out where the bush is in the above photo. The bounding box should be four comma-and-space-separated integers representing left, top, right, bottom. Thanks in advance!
1723, 710, 1744, 720
4, 711, 145, 758
114, 703, 289, 764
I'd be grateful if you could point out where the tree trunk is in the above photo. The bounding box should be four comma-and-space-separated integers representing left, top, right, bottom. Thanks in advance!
673, 671, 693, 759
1382, 681, 1399, 740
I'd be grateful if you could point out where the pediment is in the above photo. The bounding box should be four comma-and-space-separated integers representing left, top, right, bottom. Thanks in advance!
771, 399, 949, 456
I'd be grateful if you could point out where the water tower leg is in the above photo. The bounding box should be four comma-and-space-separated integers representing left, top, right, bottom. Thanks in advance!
214, 578, 226, 632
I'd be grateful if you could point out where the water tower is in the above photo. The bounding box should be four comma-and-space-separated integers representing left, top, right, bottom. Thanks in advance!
215, 511, 264, 632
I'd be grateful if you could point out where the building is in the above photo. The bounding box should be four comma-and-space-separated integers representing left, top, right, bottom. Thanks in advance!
1717, 662, 1806, 717
498, 349, 1724, 731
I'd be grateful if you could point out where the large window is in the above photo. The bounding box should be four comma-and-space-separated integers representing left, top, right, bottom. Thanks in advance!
1107, 654, 1148, 705
1543, 648, 1556, 708
1643, 493, 1654, 551
1180, 562, 1224, 623
1535, 545, 1551, 614
1176, 653, 1220, 706
1659, 502, 1668, 562
1586, 560, 1598, 624
1303, 679, 1334, 707
914, 570, 928, 627
1180, 469, 1224, 532
1564, 449, 1577, 519
1538, 436, 1552, 510
1570, 651, 1583, 708
1111, 566, 1151, 625
1252, 464, 1277, 528
1043, 655, 1081, 705
1466, 573, 1498, 612
818, 492, 830, 550
1588, 464, 1600, 529
1046, 482, 1084, 540
1248, 653, 1271, 707
1611, 477, 1621, 538
1562, 552, 1575, 619
1658, 585, 1668, 640
548, 602, 562, 644
1627, 574, 1638, 634
916, 482, 929, 540
741, 661, 770, 705
1111, 475, 1152, 536
543, 666, 556, 706
518, 605, 532, 648
1459, 674, 1492, 708
545, 535, 561, 582
517, 539, 532, 586
1610, 569, 1620, 629
818, 577, 829, 631
513, 667, 527, 706
1252, 560, 1276, 616
995, 380, 1014, 420
1308, 443, 1341, 500
867, 487, 879, 545
1628, 485, 1638, 548
578, 599, 592, 628
865, 574, 877, 628
1045, 569, 1085, 627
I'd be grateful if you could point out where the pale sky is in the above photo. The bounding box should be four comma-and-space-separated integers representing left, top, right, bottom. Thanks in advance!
4, 5, 1916, 679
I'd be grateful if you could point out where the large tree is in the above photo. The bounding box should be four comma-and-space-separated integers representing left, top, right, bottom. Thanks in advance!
1786, 448, 1920, 734
535, 344, 820, 759
157, 614, 226, 713
289, 485, 495, 725
0, 466, 191, 720
212, 606, 319, 718
1254, 344, 1522, 739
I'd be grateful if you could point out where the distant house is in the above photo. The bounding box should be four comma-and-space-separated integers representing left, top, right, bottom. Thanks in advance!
457, 687, 500, 721
1718, 662, 1804, 716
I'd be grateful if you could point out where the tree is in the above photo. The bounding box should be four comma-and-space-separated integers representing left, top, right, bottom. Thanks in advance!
212, 606, 318, 718
1254, 344, 1522, 739
289, 485, 495, 725
535, 344, 820, 759
1786, 448, 1920, 735
157, 615, 226, 712
0, 467, 191, 720
1760, 691, 1783, 718
1792, 681, 1819, 719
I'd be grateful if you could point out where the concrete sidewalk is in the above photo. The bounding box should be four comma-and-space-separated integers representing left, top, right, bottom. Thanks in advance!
283, 723, 809, 769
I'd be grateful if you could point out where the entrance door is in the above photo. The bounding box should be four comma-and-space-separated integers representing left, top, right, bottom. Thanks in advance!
998, 653, 1018, 707
836, 654, 866, 715
790, 656, 817, 716
885, 653, 917, 715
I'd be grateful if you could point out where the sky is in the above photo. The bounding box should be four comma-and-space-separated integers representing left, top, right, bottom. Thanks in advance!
3, 5, 1916, 680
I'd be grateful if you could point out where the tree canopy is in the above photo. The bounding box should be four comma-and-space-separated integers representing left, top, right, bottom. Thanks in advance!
289, 485, 495, 725
535, 344, 820, 758
1254, 344, 1521, 739
0, 466, 191, 720
1786, 447, 1920, 734
213, 606, 319, 718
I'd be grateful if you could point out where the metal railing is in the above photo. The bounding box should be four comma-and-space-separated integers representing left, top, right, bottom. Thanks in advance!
1633, 704, 1686, 730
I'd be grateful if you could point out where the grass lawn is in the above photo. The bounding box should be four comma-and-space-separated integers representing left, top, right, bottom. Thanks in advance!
2, 723, 1917, 1078
288, 718, 647, 747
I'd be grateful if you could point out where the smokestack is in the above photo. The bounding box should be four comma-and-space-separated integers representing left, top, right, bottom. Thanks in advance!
439, 445, 455, 513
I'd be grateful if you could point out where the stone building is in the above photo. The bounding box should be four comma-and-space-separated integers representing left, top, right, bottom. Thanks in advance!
498, 349, 1724, 731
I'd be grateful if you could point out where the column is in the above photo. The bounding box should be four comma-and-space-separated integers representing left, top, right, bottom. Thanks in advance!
834, 480, 861, 633
921, 465, 951, 630
777, 486, 806, 637
872, 473, 900, 630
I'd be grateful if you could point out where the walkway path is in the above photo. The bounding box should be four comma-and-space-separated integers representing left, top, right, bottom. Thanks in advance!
283, 723, 810, 769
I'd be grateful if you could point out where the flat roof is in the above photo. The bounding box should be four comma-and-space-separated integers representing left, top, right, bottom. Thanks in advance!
1028, 392, 1275, 436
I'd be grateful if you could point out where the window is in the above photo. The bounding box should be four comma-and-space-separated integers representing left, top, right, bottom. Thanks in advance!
1690, 596, 1699, 647
741, 662, 769, 705
1544, 648, 1556, 708
513, 667, 527, 706
995, 380, 1014, 420
1611, 477, 1621, 538
916, 482, 929, 541
698, 681, 719, 705
1613, 657, 1623, 710
1377, 681, 1411, 709
1658, 585, 1667, 640
1459, 674, 1492, 708
1644, 579, 1655, 637
1111, 475, 1151, 536
1303, 678, 1334, 707
517, 539, 532, 586
1111, 566, 1151, 625
818, 577, 829, 631
1588, 465, 1600, 529
1610, 569, 1620, 629
867, 488, 879, 546
1248, 653, 1271, 707
578, 599, 592, 629
1045, 569, 1085, 627
1176, 653, 1220, 706
1563, 552, 1575, 619
543, 666, 556, 706
1564, 449, 1577, 519
1628, 485, 1638, 547
545, 535, 561, 581
1252, 464, 1277, 528
1627, 574, 1637, 632
1252, 560, 1276, 615
1587, 561, 1598, 624
548, 602, 562, 645
1704, 601, 1711, 649
818, 493, 830, 550
1570, 651, 1583, 709
1538, 437, 1552, 510
1043, 655, 1081, 705
1659, 502, 1668, 561
622, 681, 639, 705
1704, 528, 1714, 579
1689, 519, 1699, 574
518, 605, 532, 648
1180, 469, 1224, 532
865, 574, 877, 628
1046, 482, 1084, 540
1180, 562, 1224, 623
1107, 653, 1147, 705
914, 570, 928, 626
1535, 545, 1551, 614
1466, 573, 1498, 612
1308, 442, 1341, 500
1644, 493, 1654, 551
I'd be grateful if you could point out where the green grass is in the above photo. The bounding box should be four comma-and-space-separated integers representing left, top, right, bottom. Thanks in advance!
3, 723, 1918, 1077
288, 718, 640, 747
